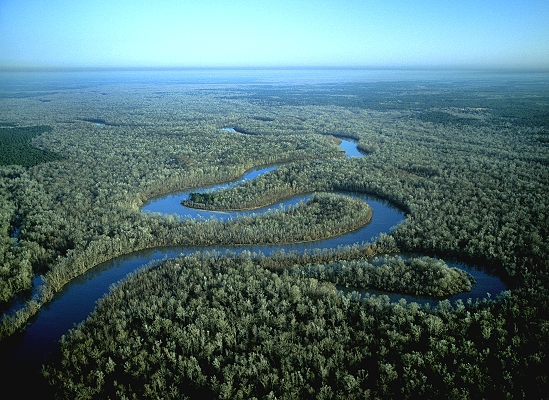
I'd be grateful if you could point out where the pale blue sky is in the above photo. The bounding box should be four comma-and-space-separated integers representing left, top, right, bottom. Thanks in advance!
1, 0, 548, 69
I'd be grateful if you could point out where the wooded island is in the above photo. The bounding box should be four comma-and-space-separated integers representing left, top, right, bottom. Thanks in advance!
1, 71, 548, 398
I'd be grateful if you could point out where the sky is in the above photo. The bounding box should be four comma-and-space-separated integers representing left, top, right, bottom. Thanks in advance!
1, 0, 548, 70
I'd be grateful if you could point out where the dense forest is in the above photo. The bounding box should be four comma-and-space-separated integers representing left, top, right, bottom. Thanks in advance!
42, 253, 507, 399
0, 71, 548, 398
0, 125, 64, 167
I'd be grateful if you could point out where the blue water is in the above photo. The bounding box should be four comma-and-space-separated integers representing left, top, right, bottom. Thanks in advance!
142, 140, 362, 218
339, 139, 364, 158
1, 139, 407, 376
0, 69, 518, 392
5, 140, 503, 366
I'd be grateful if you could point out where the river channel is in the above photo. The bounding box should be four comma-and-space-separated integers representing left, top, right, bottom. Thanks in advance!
0, 139, 506, 391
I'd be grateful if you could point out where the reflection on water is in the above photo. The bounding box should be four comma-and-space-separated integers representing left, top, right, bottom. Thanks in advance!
339, 139, 364, 158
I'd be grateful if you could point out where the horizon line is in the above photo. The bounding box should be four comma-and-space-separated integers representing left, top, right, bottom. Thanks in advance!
2, 65, 549, 73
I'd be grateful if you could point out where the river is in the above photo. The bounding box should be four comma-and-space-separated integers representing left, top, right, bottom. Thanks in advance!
0, 139, 506, 393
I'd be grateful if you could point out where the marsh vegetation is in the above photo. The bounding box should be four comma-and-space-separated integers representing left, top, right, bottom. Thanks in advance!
0, 69, 548, 398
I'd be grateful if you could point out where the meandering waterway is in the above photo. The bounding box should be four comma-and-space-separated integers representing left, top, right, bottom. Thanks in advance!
1, 139, 506, 390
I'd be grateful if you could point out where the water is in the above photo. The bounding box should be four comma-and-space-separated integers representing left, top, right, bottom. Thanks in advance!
2, 140, 504, 370
142, 140, 363, 218
0, 70, 516, 393
1, 139, 407, 385
339, 139, 364, 158
142, 164, 279, 219
339, 257, 508, 308
221, 127, 239, 133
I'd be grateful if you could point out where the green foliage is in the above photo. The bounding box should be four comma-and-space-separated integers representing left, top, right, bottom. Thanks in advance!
43, 254, 546, 399
0, 74, 548, 397
417, 111, 482, 126
0, 166, 44, 302
290, 256, 473, 297
0, 125, 64, 167
188, 191, 217, 205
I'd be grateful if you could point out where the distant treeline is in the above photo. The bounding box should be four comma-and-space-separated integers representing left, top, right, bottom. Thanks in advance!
0, 76, 547, 398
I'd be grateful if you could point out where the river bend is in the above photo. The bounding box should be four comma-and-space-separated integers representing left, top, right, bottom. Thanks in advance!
1, 139, 506, 383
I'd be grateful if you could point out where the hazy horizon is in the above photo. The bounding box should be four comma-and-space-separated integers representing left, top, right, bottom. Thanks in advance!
1, 1, 549, 71
3, 65, 549, 73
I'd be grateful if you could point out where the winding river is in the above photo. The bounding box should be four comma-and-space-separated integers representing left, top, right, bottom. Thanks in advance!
1, 139, 506, 389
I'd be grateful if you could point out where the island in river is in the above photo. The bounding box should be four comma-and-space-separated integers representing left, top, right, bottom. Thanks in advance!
0, 68, 546, 398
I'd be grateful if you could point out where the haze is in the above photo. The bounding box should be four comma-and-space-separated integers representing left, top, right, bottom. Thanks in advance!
1, 0, 548, 70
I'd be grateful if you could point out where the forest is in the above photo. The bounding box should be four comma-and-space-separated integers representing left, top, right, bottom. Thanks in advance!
0, 125, 64, 167
0, 70, 548, 398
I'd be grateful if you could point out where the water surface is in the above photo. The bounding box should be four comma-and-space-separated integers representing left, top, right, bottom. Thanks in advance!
0, 122, 507, 395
